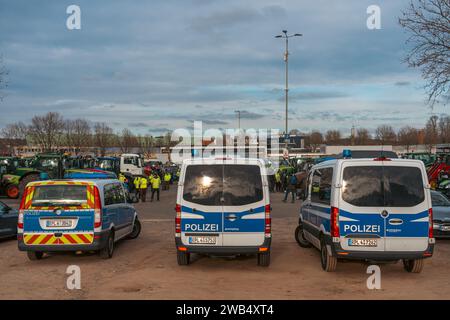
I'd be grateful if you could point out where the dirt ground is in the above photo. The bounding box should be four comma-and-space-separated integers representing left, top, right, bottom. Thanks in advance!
1, 187, 450, 300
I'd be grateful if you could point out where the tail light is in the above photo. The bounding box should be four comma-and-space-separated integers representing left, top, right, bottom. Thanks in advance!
18, 187, 29, 230
373, 157, 391, 161
428, 208, 433, 238
331, 206, 340, 237
175, 204, 181, 235
265, 204, 271, 236
93, 186, 102, 228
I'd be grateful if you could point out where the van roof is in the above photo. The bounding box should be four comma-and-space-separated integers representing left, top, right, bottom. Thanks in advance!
182, 157, 266, 166
26, 179, 120, 187
312, 158, 425, 169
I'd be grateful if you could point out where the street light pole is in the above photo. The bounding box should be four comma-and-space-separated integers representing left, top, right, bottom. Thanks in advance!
275, 30, 302, 151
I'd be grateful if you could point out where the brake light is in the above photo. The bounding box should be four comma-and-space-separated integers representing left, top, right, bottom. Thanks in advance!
265, 204, 271, 236
373, 157, 391, 161
175, 204, 181, 235
428, 208, 433, 238
93, 186, 102, 228
18, 187, 29, 230
331, 206, 340, 237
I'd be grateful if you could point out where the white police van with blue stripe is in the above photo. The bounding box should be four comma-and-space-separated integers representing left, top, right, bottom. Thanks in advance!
175, 158, 271, 266
295, 151, 434, 272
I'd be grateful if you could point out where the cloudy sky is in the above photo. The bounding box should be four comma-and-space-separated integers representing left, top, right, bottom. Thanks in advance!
0, 0, 445, 135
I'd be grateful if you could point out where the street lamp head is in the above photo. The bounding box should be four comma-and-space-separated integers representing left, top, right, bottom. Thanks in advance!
294, 33, 303, 37
282, 30, 287, 34
275, 35, 282, 38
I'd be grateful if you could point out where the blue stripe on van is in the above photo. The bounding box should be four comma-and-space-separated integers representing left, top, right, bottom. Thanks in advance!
180, 205, 265, 233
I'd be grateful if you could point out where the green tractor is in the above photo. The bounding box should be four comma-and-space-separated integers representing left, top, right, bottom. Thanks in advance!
0, 158, 20, 199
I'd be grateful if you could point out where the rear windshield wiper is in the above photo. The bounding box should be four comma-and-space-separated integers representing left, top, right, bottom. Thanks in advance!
31, 201, 83, 207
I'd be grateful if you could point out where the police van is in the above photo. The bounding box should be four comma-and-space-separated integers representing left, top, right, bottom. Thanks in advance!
295, 152, 434, 272
175, 158, 271, 266
18, 179, 141, 260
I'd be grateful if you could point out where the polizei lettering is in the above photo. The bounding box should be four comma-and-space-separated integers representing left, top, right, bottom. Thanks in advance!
185, 223, 219, 232
343, 224, 380, 233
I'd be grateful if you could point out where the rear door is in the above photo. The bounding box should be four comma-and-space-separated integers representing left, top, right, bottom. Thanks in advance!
338, 162, 386, 252
222, 163, 266, 246
22, 183, 95, 246
180, 163, 224, 246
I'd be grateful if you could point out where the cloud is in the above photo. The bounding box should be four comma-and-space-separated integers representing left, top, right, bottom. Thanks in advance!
282, 91, 350, 102
395, 81, 411, 86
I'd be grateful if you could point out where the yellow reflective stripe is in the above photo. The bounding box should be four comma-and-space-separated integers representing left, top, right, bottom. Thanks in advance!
59, 236, 71, 245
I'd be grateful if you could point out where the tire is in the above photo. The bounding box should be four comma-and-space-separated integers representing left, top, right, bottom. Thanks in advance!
127, 217, 141, 239
295, 224, 312, 248
99, 231, 115, 259
6, 184, 19, 199
27, 251, 44, 261
403, 259, 424, 273
177, 251, 190, 265
320, 238, 337, 272
257, 252, 271, 267
19, 174, 40, 196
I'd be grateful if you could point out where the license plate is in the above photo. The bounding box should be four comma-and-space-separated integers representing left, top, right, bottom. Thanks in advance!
348, 238, 377, 247
46, 219, 73, 228
442, 226, 450, 231
189, 236, 216, 244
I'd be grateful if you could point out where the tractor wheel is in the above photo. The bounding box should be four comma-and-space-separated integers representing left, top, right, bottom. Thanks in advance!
6, 184, 19, 199
19, 174, 40, 196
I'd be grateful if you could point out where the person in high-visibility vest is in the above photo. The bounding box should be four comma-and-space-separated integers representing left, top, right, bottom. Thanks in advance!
275, 170, 282, 192
150, 173, 161, 201
133, 176, 141, 200
163, 172, 171, 190
139, 176, 148, 202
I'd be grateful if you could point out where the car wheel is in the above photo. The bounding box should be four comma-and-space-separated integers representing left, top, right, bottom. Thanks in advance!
257, 252, 271, 267
320, 238, 337, 272
295, 224, 312, 248
99, 231, 115, 259
177, 251, 190, 265
403, 259, 424, 273
27, 251, 44, 261
127, 217, 141, 239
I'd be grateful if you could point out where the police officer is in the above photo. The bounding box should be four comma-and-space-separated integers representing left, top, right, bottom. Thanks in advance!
163, 171, 171, 190
275, 170, 282, 192
150, 172, 161, 201
283, 173, 297, 203
133, 176, 141, 201
139, 175, 148, 202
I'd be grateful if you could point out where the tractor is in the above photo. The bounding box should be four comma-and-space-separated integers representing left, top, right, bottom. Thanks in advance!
0, 158, 20, 199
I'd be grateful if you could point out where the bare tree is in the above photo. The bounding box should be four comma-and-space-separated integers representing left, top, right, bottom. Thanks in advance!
375, 125, 397, 145
118, 128, 138, 153
355, 128, 371, 145
28, 112, 65, 152
325, 130, 341, 145
94, 122, 113, 156
398, 126, 419, 152
308, 131, 323, 152
424, 115, 439, 151
399, 0, 450, 105
0, 55, 8, 101
137, 134, 155, 159
0, 122, 28, 155
64, 119, 91, 154
438, 115, 450, 142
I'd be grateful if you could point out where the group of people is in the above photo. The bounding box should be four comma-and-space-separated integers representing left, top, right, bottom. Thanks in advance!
270, 169, 307, 203
119, 169, 180, 203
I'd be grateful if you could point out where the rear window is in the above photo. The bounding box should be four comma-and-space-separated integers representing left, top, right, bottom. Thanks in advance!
31, 185, 87, 206
183, 164, 263, 206
342, 166, 425, 207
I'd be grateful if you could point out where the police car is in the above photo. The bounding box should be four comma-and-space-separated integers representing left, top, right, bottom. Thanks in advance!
175, 158, 271, 266
18, 179, 141, 260
295, 151, 434, 272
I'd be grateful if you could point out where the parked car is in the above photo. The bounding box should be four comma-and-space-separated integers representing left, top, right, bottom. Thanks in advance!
295, 151, 434, 273
431, 190, 450, 238
0, 201, 18, 239
18, 179, 141, 260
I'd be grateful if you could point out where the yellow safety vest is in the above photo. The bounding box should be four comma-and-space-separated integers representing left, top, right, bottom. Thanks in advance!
134, 177, 140, 189
151, 176, 161, 189
140, 177, 148, 188
275, 173, 281, 183
119, 174, 126, 183
164, 174, 171, 182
